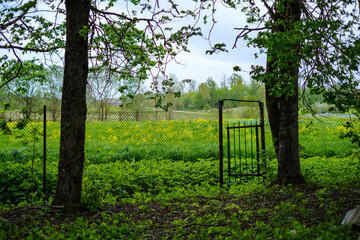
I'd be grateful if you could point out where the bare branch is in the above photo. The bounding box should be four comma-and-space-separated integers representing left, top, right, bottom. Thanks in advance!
90, 6, 154, 23
233, 26, 269, 48
0, 45, 59, 52
261, 0, 275, 18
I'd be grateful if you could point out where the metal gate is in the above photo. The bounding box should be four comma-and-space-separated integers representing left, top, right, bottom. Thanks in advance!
218, 99, 266, 186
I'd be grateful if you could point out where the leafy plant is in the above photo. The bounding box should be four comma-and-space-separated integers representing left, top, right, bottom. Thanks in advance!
0, 102, 11, 134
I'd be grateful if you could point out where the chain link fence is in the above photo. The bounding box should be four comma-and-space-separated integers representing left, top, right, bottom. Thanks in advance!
0, 104, 358, 205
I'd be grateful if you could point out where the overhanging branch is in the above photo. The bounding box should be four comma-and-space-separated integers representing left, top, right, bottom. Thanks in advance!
0, 45, 60, 52
0, 3, 33, 30
233, 26, 269, 48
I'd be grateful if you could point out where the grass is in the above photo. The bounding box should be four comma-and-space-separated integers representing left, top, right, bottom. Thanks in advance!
0, 156, 359, 239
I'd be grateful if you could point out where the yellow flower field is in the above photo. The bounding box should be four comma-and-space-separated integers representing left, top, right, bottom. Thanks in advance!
0, 118, 357, 163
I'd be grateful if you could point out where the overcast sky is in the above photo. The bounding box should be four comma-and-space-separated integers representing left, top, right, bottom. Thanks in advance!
163, 1, 267, 86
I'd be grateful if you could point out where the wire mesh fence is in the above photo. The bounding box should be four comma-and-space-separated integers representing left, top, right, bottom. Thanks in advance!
0, 104, 358, 205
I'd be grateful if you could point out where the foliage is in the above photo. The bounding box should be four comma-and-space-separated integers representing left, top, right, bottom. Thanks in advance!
336, 92, 360, 154
223, 0, 360, 99
0, 0, 65, 92
1, 60, 47, 120
1, 60, 46, 93
178, 74, 265, 110
0, 1, 65, 51
0, 158, 219, 206
0, 155, 360, 238
0, 161, 44, 205
0, 102, 11, 134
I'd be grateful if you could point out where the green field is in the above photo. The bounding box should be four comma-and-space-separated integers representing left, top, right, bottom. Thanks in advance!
0, 117, 358, 204
0, 116, 354, 166
0, 117, 357, 164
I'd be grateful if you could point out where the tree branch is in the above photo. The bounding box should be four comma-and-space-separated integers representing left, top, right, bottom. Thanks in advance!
261, 0, 275, 18
90, 6, 156, 23
0, 45, 60, 52
0, 3, 33, 30
233, 26, 269, 48
0, 32, 23, 89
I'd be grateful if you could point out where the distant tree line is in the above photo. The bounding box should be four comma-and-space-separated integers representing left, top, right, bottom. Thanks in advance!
0, 61, 267, 121
174, 74, 265, 110
0, 60, 337, 122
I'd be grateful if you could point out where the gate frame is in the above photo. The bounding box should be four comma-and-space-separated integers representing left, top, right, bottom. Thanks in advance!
218, 99, 266, 187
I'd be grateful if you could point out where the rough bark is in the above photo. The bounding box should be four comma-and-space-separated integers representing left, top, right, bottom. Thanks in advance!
266, 0, 306, 185
267, 79, 305, 185
52, 0, 90, 211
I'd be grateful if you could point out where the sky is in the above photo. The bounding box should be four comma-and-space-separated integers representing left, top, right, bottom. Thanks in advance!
163, 1, 266, 86
165, 33, 264, 85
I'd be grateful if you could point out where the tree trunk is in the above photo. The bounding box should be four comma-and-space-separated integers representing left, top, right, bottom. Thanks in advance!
266, 0, 306, 185
267, 81, 305, 185
52, 0, 90, 211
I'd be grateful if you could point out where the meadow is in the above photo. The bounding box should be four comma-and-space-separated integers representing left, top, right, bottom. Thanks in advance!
0, 117, 360, 239
0, 117, 356, 165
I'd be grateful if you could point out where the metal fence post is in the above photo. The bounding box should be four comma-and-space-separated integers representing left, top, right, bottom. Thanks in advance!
43, 105, 46, 199
259, 102, 266, 173
218, 100, 224, 187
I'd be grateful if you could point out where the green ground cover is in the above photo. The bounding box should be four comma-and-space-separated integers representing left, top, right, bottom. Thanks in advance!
0, 156, 359, 239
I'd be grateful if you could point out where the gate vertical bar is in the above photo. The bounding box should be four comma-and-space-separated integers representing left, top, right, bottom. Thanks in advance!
259, 102, 266, 173
250, 122, 254, 175
233, 123, 236, 177
256, 120, 261, 176
43, 105, 47, 198
218, 100, 224, 187
227, 124, 231, 181
244, 123, 247, 175
238, 124, 241, 178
